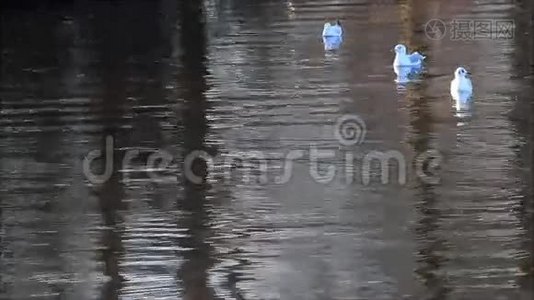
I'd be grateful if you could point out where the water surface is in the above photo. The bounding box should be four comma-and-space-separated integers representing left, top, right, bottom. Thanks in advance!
1, 0, 534, 299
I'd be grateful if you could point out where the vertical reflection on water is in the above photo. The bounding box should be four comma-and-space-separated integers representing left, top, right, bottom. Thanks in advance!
176, 1, 216, 299
1, 7, 7, 295
1, 8, 80, 298
511, 0, 534, 293
0, 150, 3, 298
400, 1, 450, 298
526, 73, 534, 293
406, 84, 450, 299
398, 0, 428, 55
95, 146, 125, 300
89, 4, 130, 299
33, 13, 67, 164
527, 2, 534, 288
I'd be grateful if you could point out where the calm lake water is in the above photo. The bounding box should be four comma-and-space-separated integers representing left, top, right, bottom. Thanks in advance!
1, 0, 534, 299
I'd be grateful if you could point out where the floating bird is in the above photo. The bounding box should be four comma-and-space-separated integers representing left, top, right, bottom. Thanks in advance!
392, 44, 425, 67
450, 67, 473, 94
450, 67, 474, 120
322, 20, 343, 37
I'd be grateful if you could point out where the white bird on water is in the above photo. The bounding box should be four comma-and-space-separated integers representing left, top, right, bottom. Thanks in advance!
450, 67, 473, 95
450, 67, 473, 117
322, 20, 343, 37
392, 44, 425, 67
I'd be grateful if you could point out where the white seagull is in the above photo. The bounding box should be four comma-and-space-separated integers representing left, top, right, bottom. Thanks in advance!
450, 66, 473, 95
322, 20, 343, 37
450, 67, 474, 115
392, 44, 425, 67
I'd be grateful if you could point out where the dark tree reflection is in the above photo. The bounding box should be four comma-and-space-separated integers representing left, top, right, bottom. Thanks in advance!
512, 0, 534, 293
400, 1, 450, 298
88, 2, 133, 299
175, 1, 217, 299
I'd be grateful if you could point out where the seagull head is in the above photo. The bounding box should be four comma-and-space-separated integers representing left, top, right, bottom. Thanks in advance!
394, 44, 407, 55
454, 67, 471, 78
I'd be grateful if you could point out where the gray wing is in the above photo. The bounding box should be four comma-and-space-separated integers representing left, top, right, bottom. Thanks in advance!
409, 52, 425, 63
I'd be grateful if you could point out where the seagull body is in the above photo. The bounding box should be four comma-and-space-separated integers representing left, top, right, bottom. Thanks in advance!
453, 90, 473, 111
452, 88, 474, 120
393, 44, 425, 67
322, 20, 343, 37
450, 67, 473, 117
450, 67, 473, 95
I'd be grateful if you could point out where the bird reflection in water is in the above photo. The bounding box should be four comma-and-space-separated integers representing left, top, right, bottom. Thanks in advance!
394, 64, 424, 85
451, 90, 474, 125
322, 36, 343, 52
393, 65, 424, 94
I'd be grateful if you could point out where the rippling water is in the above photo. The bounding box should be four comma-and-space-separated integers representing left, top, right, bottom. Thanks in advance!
1, 0, 534, 299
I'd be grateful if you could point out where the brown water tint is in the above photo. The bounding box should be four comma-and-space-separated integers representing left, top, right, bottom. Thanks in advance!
1, 0, 534, 299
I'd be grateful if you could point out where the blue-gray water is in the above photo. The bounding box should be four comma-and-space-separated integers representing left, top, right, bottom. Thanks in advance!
1, 0, 534, 299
